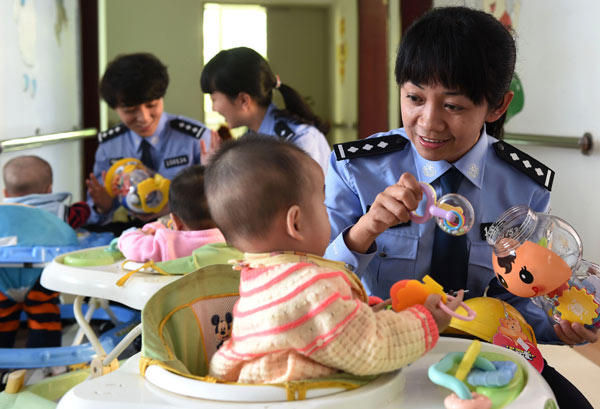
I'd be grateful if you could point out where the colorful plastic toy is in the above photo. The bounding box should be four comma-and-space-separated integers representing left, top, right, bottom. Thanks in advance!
487, 205, 600, 328
390, 275, 476, 321
428, 339, 527, 409
447, 297, 544, 373
410, 182, 475, 236
104, 158, 170, 214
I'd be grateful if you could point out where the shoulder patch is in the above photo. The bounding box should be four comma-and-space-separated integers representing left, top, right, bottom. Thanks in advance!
274, 120, 295, 140
98, 124, 127, 143
170, 119, 207, 139
333, 134, 409, 161
493, 140, 554, 191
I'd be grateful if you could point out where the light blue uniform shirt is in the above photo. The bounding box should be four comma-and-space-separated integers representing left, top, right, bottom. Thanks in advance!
87, 112, 209, 224
258, 104, 331, 174
324, 128, 560, 343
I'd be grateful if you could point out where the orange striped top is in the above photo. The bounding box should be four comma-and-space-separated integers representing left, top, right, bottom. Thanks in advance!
209, 252, 439, 384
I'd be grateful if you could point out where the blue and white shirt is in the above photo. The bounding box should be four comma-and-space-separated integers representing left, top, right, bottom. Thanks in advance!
258, 104, 331, 174
87, 112, 209, 224
324, 127, 559, 343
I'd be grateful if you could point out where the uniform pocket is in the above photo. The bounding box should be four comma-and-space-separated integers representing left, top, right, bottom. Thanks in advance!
366, 230, 419, 297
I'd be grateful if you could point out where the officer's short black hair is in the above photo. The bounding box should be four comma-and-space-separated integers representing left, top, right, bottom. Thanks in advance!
204, 132, 314, 246
169, 165, 212, 230
395, 7, 515, 137
100, 53, 169, 108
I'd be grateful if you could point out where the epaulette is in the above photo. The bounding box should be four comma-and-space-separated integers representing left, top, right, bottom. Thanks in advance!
274, 120, 295, 139
98, 124, 127, 143
170, 119, 207, 139
493, 140, 554, 191
333, 134, 409, 161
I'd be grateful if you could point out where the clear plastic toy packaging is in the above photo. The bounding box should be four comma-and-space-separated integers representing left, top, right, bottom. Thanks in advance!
104, 158, 170, 215
487, 204, 600, 328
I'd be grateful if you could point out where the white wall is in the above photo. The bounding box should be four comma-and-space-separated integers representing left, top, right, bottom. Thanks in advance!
433, 0, 600, 262
0, 0, 83, 201
329, 0, 358, 143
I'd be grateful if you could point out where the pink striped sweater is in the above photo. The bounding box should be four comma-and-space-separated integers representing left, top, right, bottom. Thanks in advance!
209, 252, 439, 384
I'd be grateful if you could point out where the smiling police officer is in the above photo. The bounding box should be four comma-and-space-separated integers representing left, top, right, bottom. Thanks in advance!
86, 53, 211, 226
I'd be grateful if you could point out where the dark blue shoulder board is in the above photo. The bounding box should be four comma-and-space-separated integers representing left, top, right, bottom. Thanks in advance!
493, 140, 555, 191
333, 134, 409, 161
170, 119, 207, 140
98, 124, 127, 143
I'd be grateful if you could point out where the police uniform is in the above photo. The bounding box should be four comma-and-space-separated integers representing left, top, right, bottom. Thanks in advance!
258, 103, 331, 174
87, 112, 209, 225
324, 127, 560, 343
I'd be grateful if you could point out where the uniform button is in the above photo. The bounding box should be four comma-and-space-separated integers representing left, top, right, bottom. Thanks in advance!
379, 252, 387, 258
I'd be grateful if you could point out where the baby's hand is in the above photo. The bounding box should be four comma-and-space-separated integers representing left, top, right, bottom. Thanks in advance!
423, 290, 464, 332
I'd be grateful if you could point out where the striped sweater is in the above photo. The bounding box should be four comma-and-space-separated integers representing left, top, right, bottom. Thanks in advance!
209, 252, 439, 384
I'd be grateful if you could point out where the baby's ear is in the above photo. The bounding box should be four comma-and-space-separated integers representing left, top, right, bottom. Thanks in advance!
285, 204, 303, 241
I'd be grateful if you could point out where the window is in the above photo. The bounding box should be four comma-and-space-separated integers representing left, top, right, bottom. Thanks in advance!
203, 4, 267, 131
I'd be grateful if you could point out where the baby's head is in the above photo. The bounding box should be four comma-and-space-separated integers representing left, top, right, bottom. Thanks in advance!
205, 133, 330, 255
169, 165, 215, 231
3, 155, 52, 197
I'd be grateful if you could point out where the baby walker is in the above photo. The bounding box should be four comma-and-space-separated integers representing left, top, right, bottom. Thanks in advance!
0, 205, 139, 407
55, 264, 555, 409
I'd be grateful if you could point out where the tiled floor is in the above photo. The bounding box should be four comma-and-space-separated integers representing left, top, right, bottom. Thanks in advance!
540, 343, 600, 408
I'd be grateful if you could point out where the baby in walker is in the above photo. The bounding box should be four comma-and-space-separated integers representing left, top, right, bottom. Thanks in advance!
205, 134, 463, 383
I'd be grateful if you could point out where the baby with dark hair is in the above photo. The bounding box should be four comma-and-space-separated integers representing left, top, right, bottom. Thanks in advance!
205, 134, 461, 384
117, 165, 225, 262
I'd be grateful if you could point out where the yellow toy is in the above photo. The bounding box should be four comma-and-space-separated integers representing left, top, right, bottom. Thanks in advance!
104, 158, 170, 214
390, 275, 475, 321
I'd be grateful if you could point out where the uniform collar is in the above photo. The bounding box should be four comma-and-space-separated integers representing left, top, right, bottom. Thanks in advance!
257, 103, 277, 134
133, 113, 168, 151
412, 126, 489, 189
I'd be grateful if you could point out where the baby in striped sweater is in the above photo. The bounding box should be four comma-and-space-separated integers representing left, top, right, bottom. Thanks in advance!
204, 133, 462, 384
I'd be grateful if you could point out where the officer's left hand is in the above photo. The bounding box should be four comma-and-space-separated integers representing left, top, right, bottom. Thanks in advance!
200, 130, 222, 164
554, 319, 599, 345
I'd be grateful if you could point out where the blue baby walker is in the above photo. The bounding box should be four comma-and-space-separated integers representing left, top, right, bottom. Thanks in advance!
0, 204, 139, 370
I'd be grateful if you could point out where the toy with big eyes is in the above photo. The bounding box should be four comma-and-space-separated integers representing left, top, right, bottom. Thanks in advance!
410, 182, 475, 236
487, 205, 600, 328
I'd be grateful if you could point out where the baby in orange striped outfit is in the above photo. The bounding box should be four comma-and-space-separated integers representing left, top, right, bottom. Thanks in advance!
205, 134, 463, 384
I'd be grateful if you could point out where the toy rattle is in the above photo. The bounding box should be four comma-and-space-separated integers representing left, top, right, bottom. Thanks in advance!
104, 158, 170, 215
487, 204, 600, 328
410, 182, 475, 236
390, 275, 476, 321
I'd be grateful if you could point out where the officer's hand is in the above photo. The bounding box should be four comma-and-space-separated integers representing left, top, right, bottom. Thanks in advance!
345, 172, 422, 253
200, 130, 222, 164
85, 173, 113, 214
554, 319, 599, 345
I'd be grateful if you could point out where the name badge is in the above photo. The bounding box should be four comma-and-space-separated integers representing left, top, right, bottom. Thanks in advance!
164, 155, 189, 168
480, 223, 493, 241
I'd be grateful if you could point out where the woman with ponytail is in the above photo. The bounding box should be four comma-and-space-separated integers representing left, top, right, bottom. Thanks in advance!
200, 47, 331, 173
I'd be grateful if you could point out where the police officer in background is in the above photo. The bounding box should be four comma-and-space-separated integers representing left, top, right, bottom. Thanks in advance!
86, 52, 211, 227
200, 47, 331, 175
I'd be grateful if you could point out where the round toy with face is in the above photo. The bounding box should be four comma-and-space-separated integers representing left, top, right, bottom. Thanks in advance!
491, 239, 572, 298
487, 205, 600, 328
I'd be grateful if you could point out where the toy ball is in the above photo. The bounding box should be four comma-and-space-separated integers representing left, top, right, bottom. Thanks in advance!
487, 205, 600, 328
103, 158, 170, 215
410, 182, 475, 236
